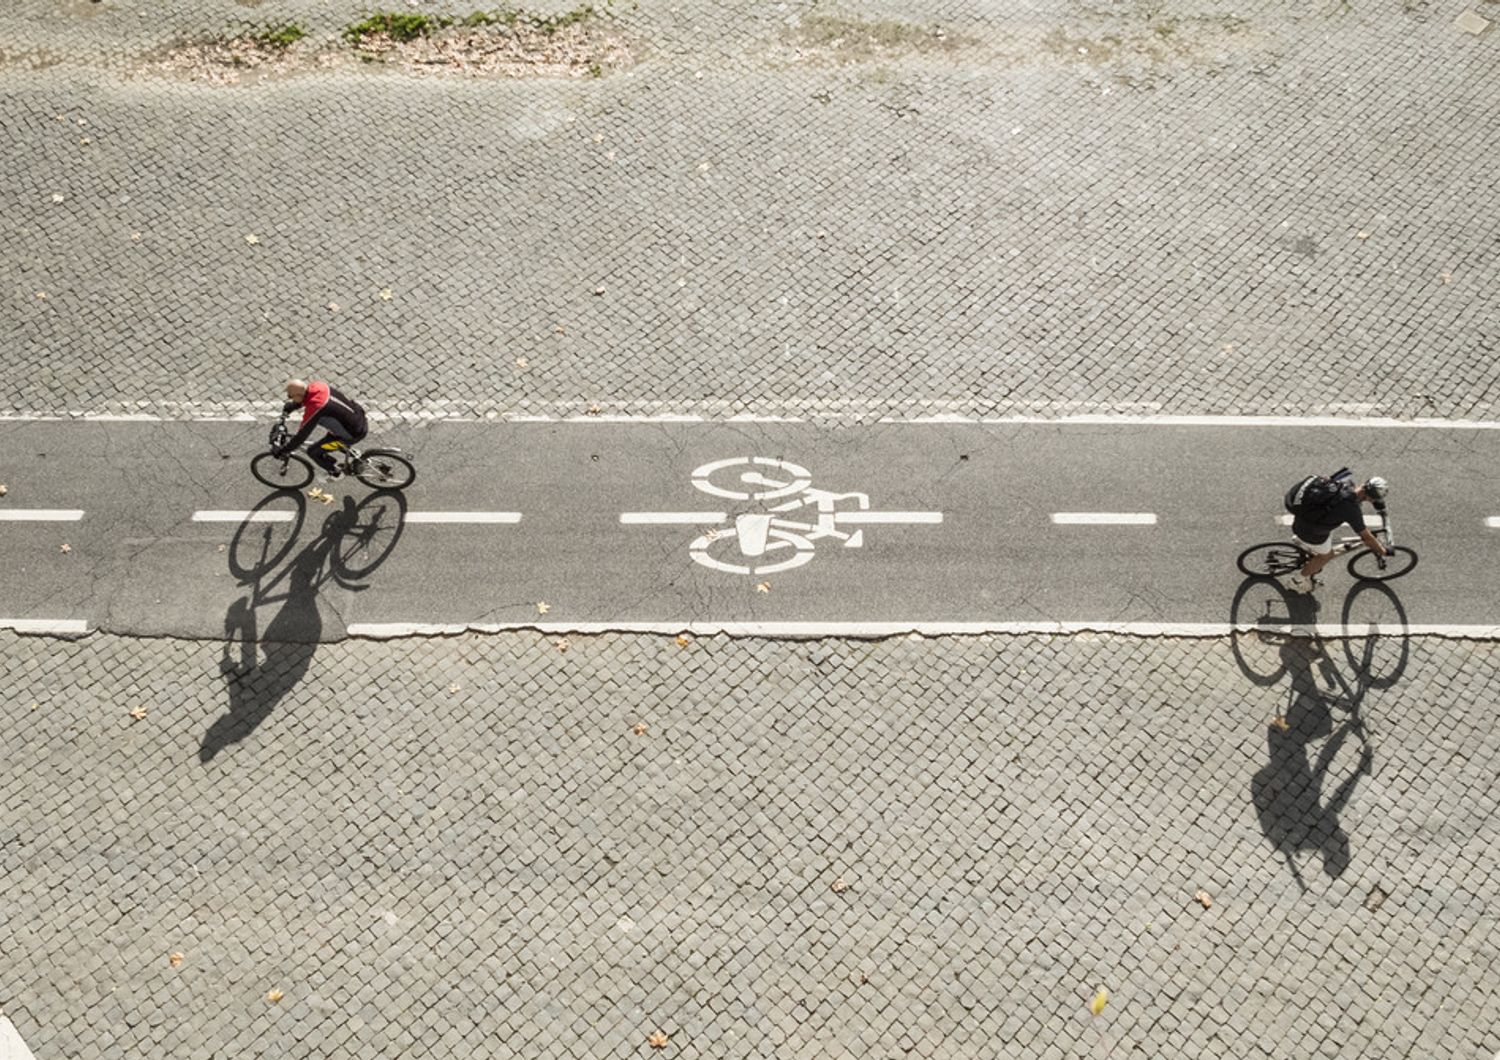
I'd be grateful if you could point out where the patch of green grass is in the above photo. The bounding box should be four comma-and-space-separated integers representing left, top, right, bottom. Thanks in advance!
254, 22, 308, 49
342, 12, 455, 44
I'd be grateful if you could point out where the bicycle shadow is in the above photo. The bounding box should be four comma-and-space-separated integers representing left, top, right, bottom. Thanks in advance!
201, 489, 407, 764
1229, 577, 1411, 889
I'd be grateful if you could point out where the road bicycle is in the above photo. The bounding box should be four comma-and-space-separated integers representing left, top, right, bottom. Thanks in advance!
250, 413, 416, 491
1235, 506, 1417, 582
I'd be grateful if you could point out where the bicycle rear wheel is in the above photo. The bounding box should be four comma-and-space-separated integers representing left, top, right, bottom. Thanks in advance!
353, 450, 416, 490
1236, 541, 1307, 578
251, 451, 314, 490
1348, 545, 1417, 581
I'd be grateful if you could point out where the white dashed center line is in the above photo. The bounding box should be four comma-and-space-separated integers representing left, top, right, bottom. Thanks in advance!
1050, 512, 1158, 525
192, 511, 295, 523
403, 512, 522, 524
1486, 517, 1500, 528
0, 509, 84, 521
1276, 514, 1385, 528
621, 512, 728, 524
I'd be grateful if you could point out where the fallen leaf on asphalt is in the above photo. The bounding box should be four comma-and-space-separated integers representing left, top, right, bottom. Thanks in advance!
755, 581, 770, 594
704, 528, 719, 541
647, 1030, 669, 1049
536, 601, 551, 615
831, 876, 848, 893
307, 487, 333, 504
1193, 890, 1213, 909
267, 989, 284, 1003
128, 707, 147, 721
217, 544, 226, 553
0, 484, 7, 496
169, 952, 184, 968
379, 288, 393, 301
675, 634, 691, 647
245, 234, 259, 245
514, 357, 529, 369
631, 722, 647, 735
59, 543, 72, 554
1270, 716, 1290, 732
555, 638, 569, 653
1089, 988, 1109, 1016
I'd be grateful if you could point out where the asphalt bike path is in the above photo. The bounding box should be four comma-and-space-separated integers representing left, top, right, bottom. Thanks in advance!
1, 419, 1496, 640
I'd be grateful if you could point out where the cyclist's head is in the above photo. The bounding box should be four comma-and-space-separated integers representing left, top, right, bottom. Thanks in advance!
1362, 476, 1389, 501
285, 378, 308, 402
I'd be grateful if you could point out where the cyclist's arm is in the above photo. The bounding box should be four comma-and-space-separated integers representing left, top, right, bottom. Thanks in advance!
1358, 527, 1388, 555
277, 408, 323, 453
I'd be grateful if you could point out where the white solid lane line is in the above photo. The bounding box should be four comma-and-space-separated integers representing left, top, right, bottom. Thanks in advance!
0, 618, 90, 634
1051, 512, 1158, 525
192, 510, 296, 523
0, 509, 85, 521
1, 1015, 40, 1060
1486, 517, 1500, 528
404, 512, 522, 524
348, 620, 1500, 640
621, 512, 728, 524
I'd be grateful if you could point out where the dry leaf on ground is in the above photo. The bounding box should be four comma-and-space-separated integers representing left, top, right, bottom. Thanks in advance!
554, 639, 569, 653
245, 234, 259, 245
1194, 889, 1213, 909
1270, 716, 1290, 732
1089, 988, 1109, 1016
586, 403, 602, 415
515, 357, 529, 369
647, 1030, 669, 1048
128, 707, 148, 721
59, 543, 72, 554
448, 683, 460, 694
536, 601, 551, 615
831, 876, 848, 893
631, 722, 648, 735
675, 634, 691, 647
267, 989, 284, 1003
755, 581, 770, 593
379, 288, 393, 301
0, 484, 8, 496
169, 952, 184, 968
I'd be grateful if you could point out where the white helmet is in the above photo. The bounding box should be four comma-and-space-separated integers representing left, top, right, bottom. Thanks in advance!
1363, 476, 1389, 500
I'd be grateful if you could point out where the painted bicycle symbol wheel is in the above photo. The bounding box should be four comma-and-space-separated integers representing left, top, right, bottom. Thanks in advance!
691, 457, 812, 501
689, 516, 817, 575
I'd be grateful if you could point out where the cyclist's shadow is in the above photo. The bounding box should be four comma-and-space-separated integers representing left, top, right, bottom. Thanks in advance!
201, 489, 406, 763
1229, 578, 1410, 889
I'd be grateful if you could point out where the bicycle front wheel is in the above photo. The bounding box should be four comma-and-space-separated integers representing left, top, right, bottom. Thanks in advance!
251, 451, 314, 490
1236, 541, 1306, 578
1348, 546, 1418, 581
354, 450, 416, 490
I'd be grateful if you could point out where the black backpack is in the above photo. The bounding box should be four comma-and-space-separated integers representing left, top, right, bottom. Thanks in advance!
1285, 468, 1352, 516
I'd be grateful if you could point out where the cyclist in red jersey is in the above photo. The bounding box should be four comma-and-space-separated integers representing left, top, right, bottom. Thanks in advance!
277, 379, 369, 478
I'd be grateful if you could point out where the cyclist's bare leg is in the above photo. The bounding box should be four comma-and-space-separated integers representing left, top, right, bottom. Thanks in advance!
1300, 552, 1335, 579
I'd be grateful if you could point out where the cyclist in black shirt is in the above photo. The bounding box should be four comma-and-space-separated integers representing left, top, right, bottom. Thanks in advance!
276, 378, 368, 477
1286, 474, 1390, 593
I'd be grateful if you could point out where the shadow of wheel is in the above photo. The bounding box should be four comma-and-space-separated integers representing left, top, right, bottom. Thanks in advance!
332, 489, 408, 580
1229, 576, 1300, 686
228, 490, 308, 581
1339, 581, 1410, 690
1236, 541, 1307, 578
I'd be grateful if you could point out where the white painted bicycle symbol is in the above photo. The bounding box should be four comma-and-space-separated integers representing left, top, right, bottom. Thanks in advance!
623, 457, 943, 576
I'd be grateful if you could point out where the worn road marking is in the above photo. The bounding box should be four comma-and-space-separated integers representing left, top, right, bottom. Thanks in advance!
0, 509, 84, 521
1051, 512, 1158, 525
834, 511, 944, 524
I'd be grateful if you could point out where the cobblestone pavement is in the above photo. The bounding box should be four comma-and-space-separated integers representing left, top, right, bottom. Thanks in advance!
2, 0, 1497, 421
2, 625, 1498, 1058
